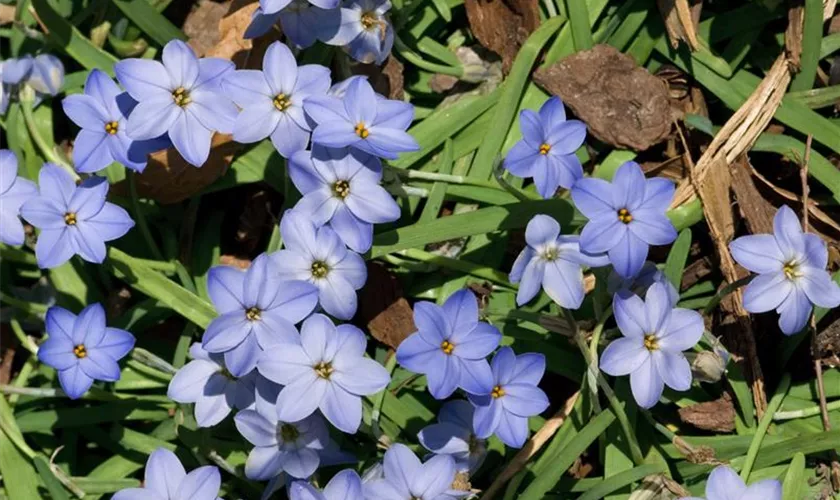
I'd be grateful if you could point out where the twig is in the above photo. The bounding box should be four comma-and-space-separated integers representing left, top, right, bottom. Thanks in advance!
800, 134, 840, 488
480, 391, 580, 500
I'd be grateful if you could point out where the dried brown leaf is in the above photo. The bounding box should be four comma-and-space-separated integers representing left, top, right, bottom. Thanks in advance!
730, 155, 776, 235
358, 263, 415, 348
657, 0, 702, 51
534, 44, 672, 151
786, 4, 805, 71
464, 0, 539, 73
678, 393, 736, 432
0, 4, 15, 25
184, 0, 232, 56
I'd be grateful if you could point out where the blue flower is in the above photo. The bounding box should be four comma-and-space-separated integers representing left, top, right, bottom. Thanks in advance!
607, 261, 679, 307
112, 448, 221, 500
20, 164, 135, 269
289, 145, 400, 253
469, 347, 548, 448
37, 303, 135, 400
323, 0, 395, 65
729, 205, 840, 335
510, 214, 609, 308
571, 161, 677, 278
236, 410, 329, 480
202, 253, 318, 377
600, 282, 703, 408
270, 210, 367, 320
396, 289, 501, 400
418, 400, 487, 473
0, 149, 37, 245
304, 77, 418, 160
504, 97, 585, 198
167, 342, 257, 427
62, 69, 168, 173
364, 443, 457, 500
115, 40, 237, 167
289, 469, 363, 500
261, 0, 339, 14
1, 56, 33, 85
258, 313, 390, 433
245, 2, 342, 49
224, 41, 330, 158
26, 54, 64, 98
680, 465, 781, 500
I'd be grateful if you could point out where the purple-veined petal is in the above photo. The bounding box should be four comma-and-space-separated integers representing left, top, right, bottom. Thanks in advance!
193, 374, 233, 427
232, 102, 280, 144
418, 422, 470, 455
114, 59, 171, 100
125, 96, 180, 140
283, 448, 321, 479
472, 399, 502, 439
332, 357, 389, 396
144, 448, 186, 499
207, 266, 245, 314
611, 161, 646, 211
613, 290, 647, 338
223, 70, 272, 106
262, 41, 298, 95
62, 94, 108, 129
318, 274, 358, 320
414, 301, 448, 344
742, 271, 792, 313
383, 443, 422, 497
162, 40, 199, 89
167, 359, 219, 403
345, 181, 400, 224
244, 446, 283, 481
580, 217, 625, 254
543, 259, 585, 309
176, 465, 221, 500
653, 350, 692, 391
503, 140, 538, 178
599, 337, 648, 376
224, 332, 261, 377
525, 214, 560, 247
742, 479, 782, 499
628, 209, 677, 246
426, 355, 461, 399
83, 203, 135, 241
546, 120, 586, 155
457, 358, 494, 396
608, 230, 649, 279
320, 383, 362, 433
20, 197, 65, 229
235, 409, 278, 446
411, 454, 456, 499
705, 466, 747, 500
68, 176, 108, 219
777, 287, 812, 335
72, 130, 114, 173
802, 233, 829, 269
518, 109, 544, 147
270, 114, 311, 158
644, 282, 672, 334
37, 337, 76, 371
38, 164, 76, 207
532, 157, 560, 199
202, 312, 252, 352
343, 77, 377, 125
729, 235, 784, 274
395, 334, 441, 373
799, 267, 840, 309
571, 177, 616, 218
169, 109, 214, 167
276, 374, 327, 422
516, 258, 545, 306
773, 205, 805, 260
495, 411, 529, 448
79, 349, 121, 381
629, 357, 663, 409
658, 309, 703, 352
641, 177, 675, 212
329, 205, 372, 252
35, 228, 75, 269
332, 250, 367, 289
58, 364, 94, 399
511, 352, 545, 385
501, 383, 548, 417
257, 344, 311, 385
450, 322, 500, 359
441, 289, 479, 336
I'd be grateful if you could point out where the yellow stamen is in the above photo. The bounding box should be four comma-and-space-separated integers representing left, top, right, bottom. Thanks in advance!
783, 260, 801, 280
643, 334, 659, 352
279, 423, 300, 442
245, 307, 261, 321
311, 261, 329, 278
273, 93, 291, 112
539, 143, 551, 155
314, 361, 334, 379
73, 344, 87, 359
64, 212, 77, 226
104, 121, 119, 135
440, 340, 455, 355
491, 385, 505, 399
333, 180, 351, 199
172, 87, 191, 107
354, 122, 369, 139
617, 208, 633, 224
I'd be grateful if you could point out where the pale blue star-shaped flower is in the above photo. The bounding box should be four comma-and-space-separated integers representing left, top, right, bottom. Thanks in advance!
599, 282, 704, 408
223, 41, 330, 158
396, 289, 501, 400
571, 161, 677, 278
0, 149, 37, 245
304, 77, 418, 160
418, 399, 487, 473
680, 465, 781, 500
504, 97, 585, 198
112, 448, 221, 500
167, 342, 257, 427
469, 347, 549, 448
115, 40, 237, 167
202, 253, 318, 377
510, 214, 609, 308
258, 313, 390, 433
20, 164, 135, 269
62, 69, 168, 173
729, 204, 840, 335
289, 469, 363, 500
288, 145, 400, 253
236, 410, 329, 480
270, 209, 367, 320
324, 0, 395, 65
363, 444, 458, 500
38, 303, 135, 400
244, 2, 342, 49
607, 261, 680, 307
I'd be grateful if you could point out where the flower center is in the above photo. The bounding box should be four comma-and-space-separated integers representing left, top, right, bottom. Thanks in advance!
64, 212, 77, 226
491, 385, 505, 399
440, 340, 455, 355
783, 260, 802, 280
311, 260, 329, 278
643, 334, 659, 352
541, 246, 558, 261
333, 179, 351, 199
273, 93, 291, 112
354, 122, 370, 139
617, 208, 633, 224
73, 344, 87, 359
172, 87, 191, 107
245, 307, 261, 322
539, 143, 551, 155
104, 121, 119, 135
314, 361, 334, 379
219, 368, 235, 380
360, 11, 378, 30
279, 423, 300, 442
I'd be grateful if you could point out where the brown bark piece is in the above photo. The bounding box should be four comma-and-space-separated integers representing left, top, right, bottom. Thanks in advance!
358, 263, 416, 348
657, 0, 702, 51
678, 393, 736, 432
786, 4, 805, 71
533, 44, 672, 151
730, 156, 776, 236
184, 0, 232, 56
464, 0, 539, 73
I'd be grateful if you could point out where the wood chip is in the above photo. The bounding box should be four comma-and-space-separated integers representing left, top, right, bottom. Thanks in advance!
785, 3, 805, 71
657, 0, 702, 51
464, 0, 539, 73
184, 0, 232, 56
678, 393, 736, 432
358, 263, 416, 348
534, 44, 672, 151
730, 155, 776, 235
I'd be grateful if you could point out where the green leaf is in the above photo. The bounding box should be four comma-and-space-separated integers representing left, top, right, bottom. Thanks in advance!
370, 199, 578, 258
789, 0, 823, 92
0, 432, 40, 500
106, 247, 216, 329
664, 228, 692, 289
577, 463, 666, 500
112, 0, 187, 46
33, 454, 72, 500
31, 0, 119, 72
782, 452, 806, 500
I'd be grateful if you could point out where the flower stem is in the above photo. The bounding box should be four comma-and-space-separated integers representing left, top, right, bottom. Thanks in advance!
20, 99, 77, 178
128, 171, 164, 261
563, 308, 645, 465
740, 373, 790, 481
774, 399, 840, 420
492, 157, 542, 201
702, 275, 754, 315
9, 318, 38, 355
371, 353, 398, 439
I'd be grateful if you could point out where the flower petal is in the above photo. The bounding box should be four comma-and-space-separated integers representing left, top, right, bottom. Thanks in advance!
332, 357, 389, 396
262, 41, 298, 95
244, 446, 283, 481
580, 217, 626, 255
658, 309, 703, 352
705, 465, 747, 500
571, 177, 615, 219
223, 70, 272, 106
169, 111, 213, 167
503, 140, 539, 178
729, 235, 784, 274
608, 230, 649, 279
413, 301, 448, 344
176, 465, 221, 500
653, 350, 692, 391
62, 94, 107, 130
773, 205, 805, 259
234, 409, 278, 447
613, 291, 647, 338
742, 271, 792, 313
495, 411, 530, 448
223, 332, 261, 377
426, 355, 460, 399
599, 337, 648, 376
611, 161, 646, 211
57, 364, 94, 399
472, 399, 502, 439
777, 287, 812, 335
628, 209, 677, 246
543, 259, 585, 310
525, 214, 560, 247
114, 59, 171, 100
799, 267, 840, 309
395, 334, 441, 374
320, 382, 362, 433
207, 266, 246, 314
546, 120, 586, 155
144, 448, 186, 499
629, 357, 663, 409
167, 359, 219, 403
412, 454, 456, 499
231, 102, 279, 144
451, 322, 500, 359
344, 182, 400, 224
276, 374, 327, 423
502, 383, 549, 417
35, 228, 76, 269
